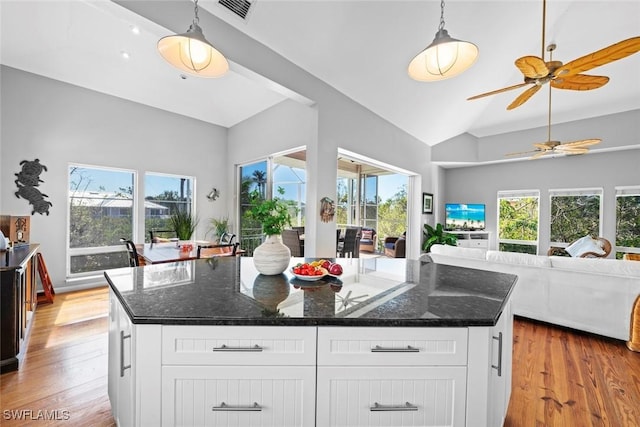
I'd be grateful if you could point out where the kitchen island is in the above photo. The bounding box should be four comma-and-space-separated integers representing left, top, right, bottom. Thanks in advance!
105, 256, 516, 427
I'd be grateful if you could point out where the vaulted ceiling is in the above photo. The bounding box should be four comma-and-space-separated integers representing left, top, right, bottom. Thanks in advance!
2, 0, 639, 148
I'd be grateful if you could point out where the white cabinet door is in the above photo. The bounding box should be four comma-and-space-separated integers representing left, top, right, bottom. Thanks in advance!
488, 301, 513, 427
108, 291, 119, 418
317, 366, 467, 427
162, 366, 316, 427
116, 298, 134, 427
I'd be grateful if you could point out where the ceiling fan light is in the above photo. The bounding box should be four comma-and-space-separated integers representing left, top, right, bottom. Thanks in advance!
157, 9, 229, 78
408, 28, 478, 81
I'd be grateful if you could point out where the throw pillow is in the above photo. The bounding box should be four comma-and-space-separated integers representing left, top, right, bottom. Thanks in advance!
565, 235, 605, 257
361, 230, 373, 240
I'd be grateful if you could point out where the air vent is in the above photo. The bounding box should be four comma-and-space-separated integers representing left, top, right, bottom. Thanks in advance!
218, 0, 253, 20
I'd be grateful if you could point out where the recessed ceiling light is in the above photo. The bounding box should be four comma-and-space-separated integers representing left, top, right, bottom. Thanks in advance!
130, 25, 140, 35
120, 51, 130, 60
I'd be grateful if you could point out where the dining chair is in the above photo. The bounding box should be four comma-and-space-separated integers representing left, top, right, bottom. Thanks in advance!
197, 242, 239, 258
120, 238, 140, 267
149, 229, 177, 243
337, 227, 359, 258
282, 229, 304, 257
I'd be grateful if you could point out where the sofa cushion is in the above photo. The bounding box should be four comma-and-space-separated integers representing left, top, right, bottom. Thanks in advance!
565, 235, 605, 257
550, 256, 640, 278
487, 250, 552, 267
430, 244, 487, 260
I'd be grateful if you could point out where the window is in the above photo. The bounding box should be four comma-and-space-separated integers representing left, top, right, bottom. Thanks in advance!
68, 165, 135, 275
497, 190, 539, 254
616, 186, 640, 257
144, 173, 194, 242
550, 188, 602, 245
239, 160, 269, 255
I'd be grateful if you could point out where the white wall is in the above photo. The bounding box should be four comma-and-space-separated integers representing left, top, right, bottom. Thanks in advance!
0, 66, 228, 289
442, 147, 640, 253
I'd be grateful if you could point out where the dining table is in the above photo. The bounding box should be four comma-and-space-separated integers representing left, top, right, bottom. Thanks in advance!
137, 241, 242, 265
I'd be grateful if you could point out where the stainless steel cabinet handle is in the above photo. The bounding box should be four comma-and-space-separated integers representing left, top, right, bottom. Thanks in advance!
212, 402, 262, 411
120, 330, 131, 377
371, 345, 419, 353
212, 344, 263, 352
492, 332, 503, 377
370, 402, 418, 412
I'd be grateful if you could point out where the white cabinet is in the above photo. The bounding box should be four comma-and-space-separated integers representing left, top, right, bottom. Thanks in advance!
451, 231, 490, 249
162, 366, 315, 427
108, 293, 512, 427
317, 327, 468, 427
108, 289, 134, 427
317, 366, 467, 427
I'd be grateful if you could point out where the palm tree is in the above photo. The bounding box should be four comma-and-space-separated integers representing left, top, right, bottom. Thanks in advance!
252, 170, 267, 198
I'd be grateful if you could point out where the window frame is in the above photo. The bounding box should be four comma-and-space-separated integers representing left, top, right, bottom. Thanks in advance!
143, 171, 196, 242
497, 189, 540, 254
615, 185, 640, 256
67, 163, 138, 278
549, 187, 603, 247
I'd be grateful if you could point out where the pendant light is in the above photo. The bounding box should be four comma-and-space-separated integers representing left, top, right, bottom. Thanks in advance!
157, 0, 229, 78
408, 0, 478, 81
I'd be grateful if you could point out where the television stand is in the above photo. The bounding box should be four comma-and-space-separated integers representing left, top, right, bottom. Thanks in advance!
449, 231, 490, 249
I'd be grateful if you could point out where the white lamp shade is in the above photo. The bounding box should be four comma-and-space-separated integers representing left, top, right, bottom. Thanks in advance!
408, 29, 478, 81
158, 24, 229, 78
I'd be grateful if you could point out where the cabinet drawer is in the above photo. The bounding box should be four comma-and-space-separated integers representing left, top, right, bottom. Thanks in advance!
317, 366, 467, 427
162, 326, 316, 366
162, 366, 315, 427
466, 240, 488, 248
318, 327, 467, 366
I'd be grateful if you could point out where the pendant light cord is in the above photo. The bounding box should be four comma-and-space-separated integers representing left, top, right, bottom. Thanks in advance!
439, 0, 446, 31
193, 0, 200, 25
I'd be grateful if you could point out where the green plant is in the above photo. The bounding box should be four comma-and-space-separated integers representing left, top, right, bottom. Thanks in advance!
209, 216, 230, 241
170, 210, 199, 240
422, 223, 457, 252
247, 187, 294, 236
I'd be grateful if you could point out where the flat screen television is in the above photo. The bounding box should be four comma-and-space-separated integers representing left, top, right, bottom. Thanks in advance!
445, 203, 486, 231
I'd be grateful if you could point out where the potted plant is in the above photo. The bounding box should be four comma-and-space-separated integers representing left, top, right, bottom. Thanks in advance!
247, 187, 295, 275
209, 216, 230, 242
169, 210, 199, 242
422, 223, 457, 252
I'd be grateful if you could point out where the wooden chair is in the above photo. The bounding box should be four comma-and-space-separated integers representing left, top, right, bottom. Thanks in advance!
282, 229, 304, 257
149, 229, 177, 243
197, 242, 239, 258
120, 238, 140, 267
624, 253, 640, 261
383, 236, 406, 258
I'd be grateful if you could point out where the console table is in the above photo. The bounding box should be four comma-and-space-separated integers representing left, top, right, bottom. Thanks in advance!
1, 244, 39, 373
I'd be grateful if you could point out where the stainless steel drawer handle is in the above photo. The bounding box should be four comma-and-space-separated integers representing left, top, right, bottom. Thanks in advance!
370, 402, 418, 412
212, 344, 263, 352
120, 330, 131, 377
492, 332, 503, 377
212, 402, 262, 411
371, 345, 419, 353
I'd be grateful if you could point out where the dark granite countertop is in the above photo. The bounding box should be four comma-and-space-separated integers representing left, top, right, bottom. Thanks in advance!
104, 256, 517, 327
1, 244, 39, 272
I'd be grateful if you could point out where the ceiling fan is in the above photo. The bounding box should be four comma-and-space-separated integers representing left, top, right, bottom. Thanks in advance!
467, 0, 640, 110
506, 44, 601, 160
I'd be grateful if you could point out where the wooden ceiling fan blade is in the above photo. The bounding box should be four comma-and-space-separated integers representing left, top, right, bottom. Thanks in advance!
559, 138, 601, 148
467, 82, 530, 101
515, 56, 549, 78
551, 74, 609, 90
505, 149, 539, 157
557, 147, 590, 155
533, 142, 554, 150
530, 150, 550, 160
507, 85, 542, 110
554, 36, 640, 78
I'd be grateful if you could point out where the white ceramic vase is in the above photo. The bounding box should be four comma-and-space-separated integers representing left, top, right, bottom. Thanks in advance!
253, 235, 291, 275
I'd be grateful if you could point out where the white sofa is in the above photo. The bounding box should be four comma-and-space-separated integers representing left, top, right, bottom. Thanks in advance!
426, 244, 640, 341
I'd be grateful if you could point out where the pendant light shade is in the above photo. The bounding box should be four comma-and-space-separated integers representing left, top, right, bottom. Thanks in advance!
157, 0, 229, 78
408, 1, 478, 81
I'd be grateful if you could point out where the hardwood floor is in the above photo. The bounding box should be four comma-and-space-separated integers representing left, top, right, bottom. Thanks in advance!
1, 287, 639, 426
